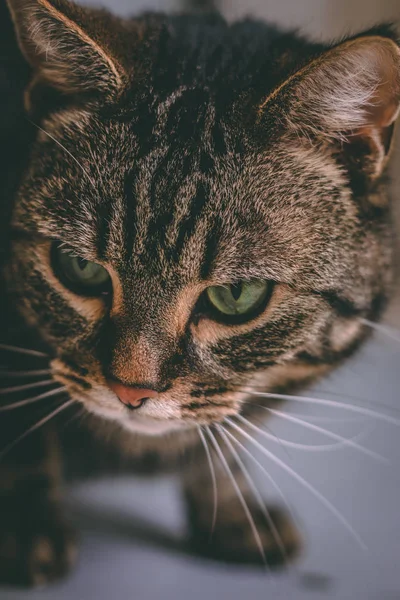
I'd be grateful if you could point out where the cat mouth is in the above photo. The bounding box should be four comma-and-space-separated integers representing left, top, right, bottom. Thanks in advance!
53, 368, 229, 435
68, 386, 193, 436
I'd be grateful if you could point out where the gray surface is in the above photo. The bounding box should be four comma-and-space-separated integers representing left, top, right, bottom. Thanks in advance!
2, 1, 400, 598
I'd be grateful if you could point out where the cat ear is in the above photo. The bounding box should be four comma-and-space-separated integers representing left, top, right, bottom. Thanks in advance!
6, 0, 126, 99
263, 35, 400, 179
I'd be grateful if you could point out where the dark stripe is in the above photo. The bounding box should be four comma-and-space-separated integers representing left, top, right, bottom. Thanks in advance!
319, 290, 388, 322
123, 167, 138, 259
187, 401, 208, 408
164, 88, 209, 145
190, 385, 228, 398
59, 357, 89, 378
200, 214, 222, 279
147, 151, 197, 246
211, 119, 227, 155
170, 181, 209, 261
199, 150, 215, 174
297, 333, 366, 365
96, 197, 113, 260
369, 293, 387, 321
205, 44, 224, 78
59, 372, 92, 390
296, 350, 325, 365
317, 291, 359, 317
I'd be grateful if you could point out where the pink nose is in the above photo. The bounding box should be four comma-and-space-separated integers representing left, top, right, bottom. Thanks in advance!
107, 381, 159, 409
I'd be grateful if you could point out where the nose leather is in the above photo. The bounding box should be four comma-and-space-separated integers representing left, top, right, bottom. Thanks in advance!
107, 381, 159, 408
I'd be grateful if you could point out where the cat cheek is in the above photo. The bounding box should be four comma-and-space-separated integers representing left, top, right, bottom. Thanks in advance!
329, 318, 363, 353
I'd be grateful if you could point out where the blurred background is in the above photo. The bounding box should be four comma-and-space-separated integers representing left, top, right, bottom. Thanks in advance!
2, 0, 400, 599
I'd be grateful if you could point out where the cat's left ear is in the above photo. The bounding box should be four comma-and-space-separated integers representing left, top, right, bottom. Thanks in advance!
6, 0, 127, 100
262, 35, 400, 179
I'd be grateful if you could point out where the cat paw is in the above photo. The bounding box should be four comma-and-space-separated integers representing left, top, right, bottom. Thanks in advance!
0, 502, 77, 587
189, 504, 301, 567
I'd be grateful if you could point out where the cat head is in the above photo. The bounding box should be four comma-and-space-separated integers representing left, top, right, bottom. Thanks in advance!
4, 0, 400, 435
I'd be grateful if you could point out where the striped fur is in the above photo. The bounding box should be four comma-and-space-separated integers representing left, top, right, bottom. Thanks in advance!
0, 0, 399, 582
6, 101, 394, 433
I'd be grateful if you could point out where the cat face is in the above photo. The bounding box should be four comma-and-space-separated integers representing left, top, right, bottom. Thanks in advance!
4, 0, 400, 435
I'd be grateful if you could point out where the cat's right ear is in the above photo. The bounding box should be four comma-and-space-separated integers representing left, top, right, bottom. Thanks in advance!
259, 33, 400, 180
6, 0, 127, 103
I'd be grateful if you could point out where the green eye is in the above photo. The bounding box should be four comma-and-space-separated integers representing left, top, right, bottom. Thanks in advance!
206, 281, 271, 321
53, 245, 111, 296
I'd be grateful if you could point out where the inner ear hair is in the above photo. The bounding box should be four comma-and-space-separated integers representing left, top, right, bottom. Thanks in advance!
6, 0, 127, 100
261, 34, 400, 179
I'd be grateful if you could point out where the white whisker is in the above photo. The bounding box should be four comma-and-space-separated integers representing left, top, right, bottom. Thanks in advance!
243, 385, 400, 415
226, 417, 366, 550
197, 426, 218, 536
278, 413, 366, 425
205, 426, 267, 566
262, 422, 292, 459
217, 423, 289, 566
0, 379, 55, 396
221, 426, 298, 529
61, 405, 87, 431
29, 121, 97, 191
245, 408, 385, 462
0, 399, 74, 461
0, 369, 52, 379
253, 423, 373, 453
0, 344, 48, 358
361, 318, 400, 344
0, 386, 67, 412
246, 391, 400, 427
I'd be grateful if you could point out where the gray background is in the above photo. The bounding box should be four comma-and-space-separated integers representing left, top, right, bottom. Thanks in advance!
2, 0, 400, 599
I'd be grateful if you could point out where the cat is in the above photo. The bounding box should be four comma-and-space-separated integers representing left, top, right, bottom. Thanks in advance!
0, 0, 399, 587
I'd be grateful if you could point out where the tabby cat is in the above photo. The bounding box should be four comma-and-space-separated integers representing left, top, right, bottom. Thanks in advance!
0, 0, 399, 587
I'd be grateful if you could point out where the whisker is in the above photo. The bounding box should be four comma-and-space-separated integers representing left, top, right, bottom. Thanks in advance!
245, 391, 400, 427
0, 369, 52, 379
221, 426, 298, 529
361, 318, 400, 344
197, 426, 218, 537
0, 386, 67, 412
250, 420, 374, 454
233, 383, 400, 415
0, 379, 56, 396
205, 426, 267, 566
29, 120, 97, 191
61, 405, 87, 431
242, 408, 386, 462
262, 422, 291, 460
274, 413, 366, 425
241, 393, 371, 424
0, 399, 74, 461
217, 423, 289, 566
226, 417, 366, 550
0, 344, 48, 358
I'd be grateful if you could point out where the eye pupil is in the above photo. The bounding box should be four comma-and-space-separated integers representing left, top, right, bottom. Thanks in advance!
77, 257, 88, 271
230, 282, 242, 302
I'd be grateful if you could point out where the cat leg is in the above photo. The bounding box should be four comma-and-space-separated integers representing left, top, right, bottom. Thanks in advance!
183, 431, 301, 567
0, 426, 76, 586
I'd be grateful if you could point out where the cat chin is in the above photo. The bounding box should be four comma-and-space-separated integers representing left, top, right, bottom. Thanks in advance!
121, 416, 192, 436
85, 403, 192, 436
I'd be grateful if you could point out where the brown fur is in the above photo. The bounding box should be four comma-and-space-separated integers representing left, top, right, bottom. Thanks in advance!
0, 0, 399, 586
